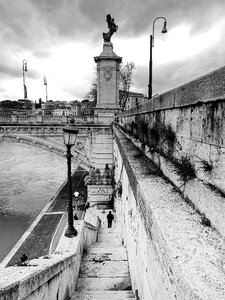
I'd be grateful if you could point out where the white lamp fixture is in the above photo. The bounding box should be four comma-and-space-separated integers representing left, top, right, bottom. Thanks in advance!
63, 126, 79, 146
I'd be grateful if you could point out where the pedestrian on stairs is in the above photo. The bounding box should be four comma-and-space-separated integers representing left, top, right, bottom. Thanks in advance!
107, 211, 114, 228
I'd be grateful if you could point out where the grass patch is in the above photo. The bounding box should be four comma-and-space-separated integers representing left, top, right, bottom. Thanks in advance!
200, 160, 213, 173
201, 213, 211, 227
173, 156, 196, 181
207, 183, 225, 198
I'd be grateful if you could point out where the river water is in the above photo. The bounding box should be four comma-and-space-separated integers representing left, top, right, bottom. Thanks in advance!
0, 142, 68, 263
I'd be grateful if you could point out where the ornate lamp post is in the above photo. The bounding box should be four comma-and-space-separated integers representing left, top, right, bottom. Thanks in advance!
22, 59, 28, 100
148, 17, 167, 99
43, 76, 48, 102
63, 123, 79, 237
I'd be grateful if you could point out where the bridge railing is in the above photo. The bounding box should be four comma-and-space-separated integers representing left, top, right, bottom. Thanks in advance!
0, 114, 94, 125
0, 217, 100, 300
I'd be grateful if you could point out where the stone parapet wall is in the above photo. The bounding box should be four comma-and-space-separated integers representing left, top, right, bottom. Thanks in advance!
0, 114, 94, 124
113, 126, 225, 300
123, 65, 225, 114
117, 66, 225, 239
0, 220, 98, 300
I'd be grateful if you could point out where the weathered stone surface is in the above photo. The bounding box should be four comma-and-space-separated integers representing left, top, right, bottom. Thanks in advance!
76, 277, 131, 291
72, 225, 134, 299
71, 290, 135, 299
79, 260, 130, 278
113, 126, 225, 300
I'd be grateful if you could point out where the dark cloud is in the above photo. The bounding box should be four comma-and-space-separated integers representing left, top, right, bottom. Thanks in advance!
1, 0, 224, 51
0, 0, 225, 100
0, 59, 39, 80
78, 0, 225, 37
132, 34, 225, 96
0, 62, 21, 79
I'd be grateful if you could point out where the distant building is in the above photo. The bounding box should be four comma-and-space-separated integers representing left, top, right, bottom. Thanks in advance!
124, 91, 146, 111
52, 108, 71, 116
81, 99, 96, 116
70, 100, 81, 116
17, 99, 32, 109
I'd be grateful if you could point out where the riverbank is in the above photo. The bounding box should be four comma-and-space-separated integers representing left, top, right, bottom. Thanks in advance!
1, 166, 88, 268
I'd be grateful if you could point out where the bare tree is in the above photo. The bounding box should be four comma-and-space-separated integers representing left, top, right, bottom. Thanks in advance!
119, 62, 135, 111
85, 78, 97, 101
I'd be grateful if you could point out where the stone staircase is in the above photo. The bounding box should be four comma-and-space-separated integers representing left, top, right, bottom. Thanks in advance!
71, 227, 135, 299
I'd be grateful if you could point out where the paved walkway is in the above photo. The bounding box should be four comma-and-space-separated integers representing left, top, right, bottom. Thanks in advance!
71, 225, 135, 299
5, 167, 88, 267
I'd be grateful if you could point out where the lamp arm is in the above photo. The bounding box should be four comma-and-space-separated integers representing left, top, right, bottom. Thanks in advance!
152, 16, 167, 47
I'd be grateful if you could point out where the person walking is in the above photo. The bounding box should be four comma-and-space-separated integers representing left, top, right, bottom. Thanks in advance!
107, 211, 114, 228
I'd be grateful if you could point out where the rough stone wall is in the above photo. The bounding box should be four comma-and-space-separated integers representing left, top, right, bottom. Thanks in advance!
117, 65, 225, 238
91, 126, 114, 170
113, 127, 225, 300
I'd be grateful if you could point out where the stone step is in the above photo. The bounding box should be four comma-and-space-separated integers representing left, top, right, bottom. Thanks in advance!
97, 236, 121, 244
88, 242, 124, 249
87, 244, 126, 252
97, 232, 118, 237
98, 228, 115, 233
79, 261, 130, 278
82, 249, 128, 261
71, 291, 135, 300
76, 277, 131, 291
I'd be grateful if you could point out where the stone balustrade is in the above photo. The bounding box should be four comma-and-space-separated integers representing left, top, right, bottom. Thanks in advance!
0, 114, 94, 125
0, 218, 100, 300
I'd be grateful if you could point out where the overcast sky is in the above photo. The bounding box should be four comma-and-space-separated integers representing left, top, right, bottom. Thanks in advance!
0, 0, 225, 102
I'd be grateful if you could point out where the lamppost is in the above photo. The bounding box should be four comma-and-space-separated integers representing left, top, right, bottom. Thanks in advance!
43, 76, 48, 102
22, 59, 28, 100
148, 17, 167, 99
63, 123, 79, 237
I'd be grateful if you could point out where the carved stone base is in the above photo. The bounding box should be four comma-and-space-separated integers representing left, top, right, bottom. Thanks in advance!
94, 107, 121, 124
87, 184, 113, 208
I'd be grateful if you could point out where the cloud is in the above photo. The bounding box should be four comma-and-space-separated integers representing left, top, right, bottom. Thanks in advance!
0, 62, 21, 79
0, 86, 6, 93
78, 0, 225, 37
32, 49, 52, 59
132, 33, 225, 97
1, 0, 225, 50
0, 0, 225, 101
0, 57, 39, 81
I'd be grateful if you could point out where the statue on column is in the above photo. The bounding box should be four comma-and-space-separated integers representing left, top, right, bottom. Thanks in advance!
103, 14, 118, 42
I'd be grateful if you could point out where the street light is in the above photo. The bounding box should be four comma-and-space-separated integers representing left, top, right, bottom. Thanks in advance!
63, 122, 79, 237
148, 17, 167, 99
22, 59, 28, 100
43, 76, 48, 102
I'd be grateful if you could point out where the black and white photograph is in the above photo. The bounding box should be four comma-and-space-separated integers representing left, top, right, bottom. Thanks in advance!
0, 1, 225, 299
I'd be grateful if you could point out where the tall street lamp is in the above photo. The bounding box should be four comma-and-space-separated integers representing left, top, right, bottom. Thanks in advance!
63, 123, 79, 237
43, 76, 48, 102
22, 59, 28, 100
148, 17, 167, 99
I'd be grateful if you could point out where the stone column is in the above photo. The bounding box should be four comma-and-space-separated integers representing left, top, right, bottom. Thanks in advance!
94, 41, 122, 124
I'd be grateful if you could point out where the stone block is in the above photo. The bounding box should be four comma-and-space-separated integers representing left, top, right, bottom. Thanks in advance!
87, 185, 113, 206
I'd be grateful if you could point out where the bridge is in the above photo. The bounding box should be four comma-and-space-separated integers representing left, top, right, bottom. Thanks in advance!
0, 123, 113, 171
0, 40, 225, 300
